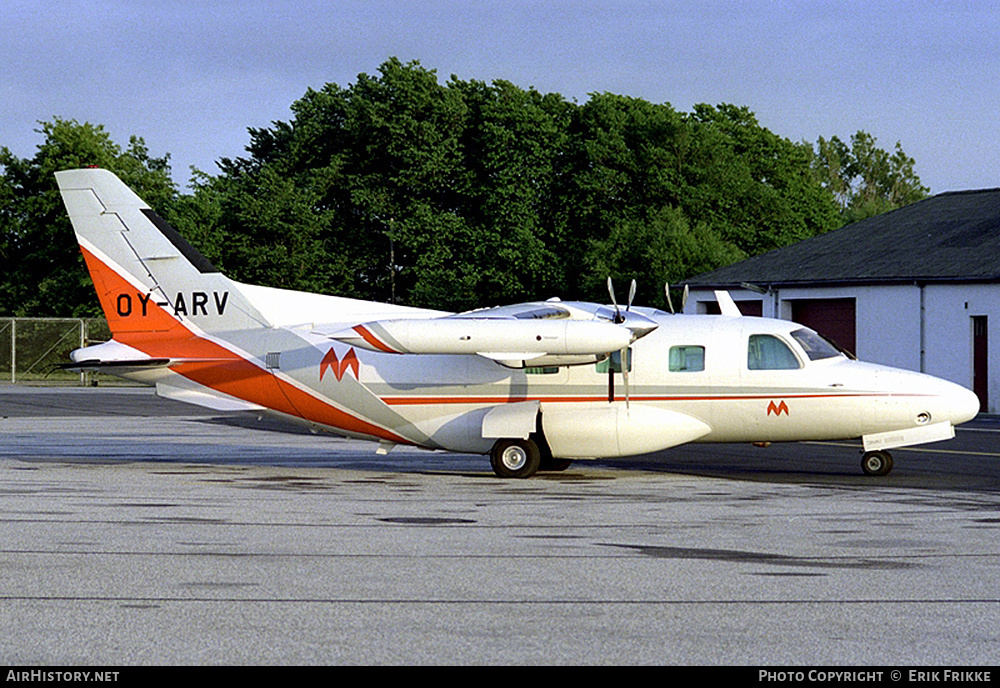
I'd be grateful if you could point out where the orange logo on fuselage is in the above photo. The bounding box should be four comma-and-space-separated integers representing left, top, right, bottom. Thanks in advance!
320, 348, 360, 381
767, 400, 789, 416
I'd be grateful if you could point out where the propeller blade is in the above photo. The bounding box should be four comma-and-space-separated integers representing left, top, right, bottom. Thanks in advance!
681, 284, 689, 311
621, 346, 630, 410
665, 282, 675, 314
607, 277, 622, 323
607, 354, 614, 403
627, 279, 636, 311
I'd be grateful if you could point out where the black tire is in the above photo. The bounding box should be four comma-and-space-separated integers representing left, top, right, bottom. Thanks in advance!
534, 433, 571, 471
539, 457, 574, 472
861, 450, 893, 476
490, 438, 541, 479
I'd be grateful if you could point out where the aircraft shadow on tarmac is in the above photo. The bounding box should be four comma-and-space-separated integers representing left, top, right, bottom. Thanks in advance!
198, 412, 1000, 493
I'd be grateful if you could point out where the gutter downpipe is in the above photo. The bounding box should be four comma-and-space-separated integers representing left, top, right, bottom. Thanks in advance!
918, 281, 926, 373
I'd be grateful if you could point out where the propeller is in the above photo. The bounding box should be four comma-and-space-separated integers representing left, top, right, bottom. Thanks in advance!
622, 278, 634, 408
607, 277, 622, 323
665, 283, 689, 314
606, 278, 638, 409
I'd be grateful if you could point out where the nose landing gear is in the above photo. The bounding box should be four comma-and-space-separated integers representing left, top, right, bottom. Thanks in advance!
861, 450, 893, 476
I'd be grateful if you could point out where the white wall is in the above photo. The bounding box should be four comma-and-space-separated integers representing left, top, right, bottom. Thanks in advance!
923, 284, 999, 413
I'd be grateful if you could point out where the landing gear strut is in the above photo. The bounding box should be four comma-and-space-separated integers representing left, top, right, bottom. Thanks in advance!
861, 450, 893, 476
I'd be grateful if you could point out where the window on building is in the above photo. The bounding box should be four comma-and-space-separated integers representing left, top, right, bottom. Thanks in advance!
668, 345, 705, 372
748, 334, 801, 370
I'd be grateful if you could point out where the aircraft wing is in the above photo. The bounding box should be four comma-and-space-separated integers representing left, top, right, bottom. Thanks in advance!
319, 300, 658, 364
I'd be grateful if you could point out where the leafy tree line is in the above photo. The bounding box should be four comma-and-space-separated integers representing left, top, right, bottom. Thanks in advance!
1, 58, 928, 317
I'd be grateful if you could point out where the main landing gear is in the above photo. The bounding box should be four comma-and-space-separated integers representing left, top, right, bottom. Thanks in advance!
861, 450, 894, 476
490, 438, 541, 479
489, 437, 573, 479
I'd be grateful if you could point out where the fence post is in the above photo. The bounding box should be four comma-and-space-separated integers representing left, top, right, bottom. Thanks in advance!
10, 318, 15, 384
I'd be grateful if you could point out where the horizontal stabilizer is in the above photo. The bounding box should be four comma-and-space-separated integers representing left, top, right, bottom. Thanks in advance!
57, 358, 171, 373
62, 340, 231, 375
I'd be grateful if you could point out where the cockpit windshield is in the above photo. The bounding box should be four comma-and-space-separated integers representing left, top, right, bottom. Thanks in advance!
790, 328, 843, 361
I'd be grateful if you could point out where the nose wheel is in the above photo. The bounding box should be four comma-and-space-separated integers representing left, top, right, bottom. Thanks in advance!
861, 450, 893, 476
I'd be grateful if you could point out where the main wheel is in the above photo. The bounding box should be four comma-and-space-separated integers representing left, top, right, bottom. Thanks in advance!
539, 457, 574, 472
861, 450, 893, 476
490, 438, 541, 479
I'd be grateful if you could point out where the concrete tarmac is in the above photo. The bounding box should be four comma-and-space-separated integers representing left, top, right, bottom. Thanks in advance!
1, 385, 998, 665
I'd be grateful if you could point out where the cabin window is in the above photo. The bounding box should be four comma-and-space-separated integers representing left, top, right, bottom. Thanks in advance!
668, 345, 705, 372
790, 328, 842, 361
747, 334, 801, 370
596, 348, 632, 374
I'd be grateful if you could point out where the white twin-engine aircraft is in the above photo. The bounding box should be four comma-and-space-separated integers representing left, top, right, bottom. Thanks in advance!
56, 168, 980, 478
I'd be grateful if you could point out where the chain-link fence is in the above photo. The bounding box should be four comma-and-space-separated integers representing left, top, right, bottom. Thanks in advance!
0, 317, 112, 385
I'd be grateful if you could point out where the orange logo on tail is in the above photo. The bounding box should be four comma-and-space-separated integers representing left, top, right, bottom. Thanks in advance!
320, 348, 360, 381
766, 400, 789, 416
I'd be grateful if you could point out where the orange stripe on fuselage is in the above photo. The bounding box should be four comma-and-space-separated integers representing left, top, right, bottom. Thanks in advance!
352, 324, 399, 353
380, 392, 899, 406
79, 245, 408, 444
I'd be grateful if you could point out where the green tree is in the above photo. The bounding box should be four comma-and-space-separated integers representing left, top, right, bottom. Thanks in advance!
564, 94, 691, 301
565, 98, 839, 304
213, 59, 475, 308
682, 104, 840, 255
452, 78, 574, 304
0, 118, 175, 316
5, 63, 925, 318
580, 205, 744, 304
812, 130, 929, 224
214, 59, 577, 310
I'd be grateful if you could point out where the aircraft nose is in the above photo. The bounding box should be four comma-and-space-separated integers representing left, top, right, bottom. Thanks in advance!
947, 384, 981, 426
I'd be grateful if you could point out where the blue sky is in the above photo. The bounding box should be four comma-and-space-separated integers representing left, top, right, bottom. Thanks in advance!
5, 0, 999, 193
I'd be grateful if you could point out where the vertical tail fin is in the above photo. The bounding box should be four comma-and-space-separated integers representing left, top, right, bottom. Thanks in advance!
56, 168, 268, 339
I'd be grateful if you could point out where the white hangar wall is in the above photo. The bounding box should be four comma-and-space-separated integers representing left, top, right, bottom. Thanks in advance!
686, 284, 999, 414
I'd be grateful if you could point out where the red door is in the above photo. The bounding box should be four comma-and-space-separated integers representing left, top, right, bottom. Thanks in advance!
791, 299, 856, 357
973, 316, 988, 412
